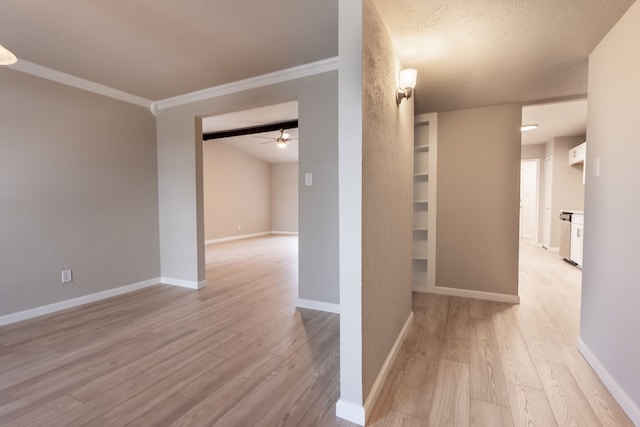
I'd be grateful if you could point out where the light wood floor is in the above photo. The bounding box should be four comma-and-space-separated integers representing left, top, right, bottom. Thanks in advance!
0, 236, 633, 426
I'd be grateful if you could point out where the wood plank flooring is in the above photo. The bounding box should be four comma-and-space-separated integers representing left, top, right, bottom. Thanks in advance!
0, 236, 634, 426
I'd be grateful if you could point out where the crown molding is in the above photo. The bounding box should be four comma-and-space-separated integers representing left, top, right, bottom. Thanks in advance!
154, 56, 339, 111
6, 56, 338, 114
8, 59, 153, 109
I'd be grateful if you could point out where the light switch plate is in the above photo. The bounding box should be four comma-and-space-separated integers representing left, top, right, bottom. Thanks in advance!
305, 173, 312, 186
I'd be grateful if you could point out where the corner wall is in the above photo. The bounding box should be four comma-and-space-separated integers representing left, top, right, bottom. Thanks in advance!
437, 104, 522, 298
580, 1, 640, 423
0, 68, 160, 316
271, 162, 298, 233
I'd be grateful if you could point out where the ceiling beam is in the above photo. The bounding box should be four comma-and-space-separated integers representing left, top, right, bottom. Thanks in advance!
203, 119, 298, 141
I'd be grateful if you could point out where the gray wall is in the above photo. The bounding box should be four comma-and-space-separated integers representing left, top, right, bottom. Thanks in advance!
202, 142, 272, 240
156, 71, 338, 300
437, 105, 522, 297
271, 162, 298, 233
581, 1, 640, 421
361, 0, 414, 399
546, 136, 585, 248
0, 68, 160, 316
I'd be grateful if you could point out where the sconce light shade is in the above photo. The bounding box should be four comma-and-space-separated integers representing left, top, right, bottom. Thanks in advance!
397, 68, 417, 104
0, 43, 17, 65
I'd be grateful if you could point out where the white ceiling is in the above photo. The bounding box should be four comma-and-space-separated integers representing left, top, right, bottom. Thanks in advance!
0, 0, 633, 148
0, 0, 338, 100
521, 99, 588, 146
1, 1, 633, 116
202, 101, 299, 164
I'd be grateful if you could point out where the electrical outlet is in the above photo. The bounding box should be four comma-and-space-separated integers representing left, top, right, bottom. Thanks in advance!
237, 224, 242, 230
61, 269, 73, 283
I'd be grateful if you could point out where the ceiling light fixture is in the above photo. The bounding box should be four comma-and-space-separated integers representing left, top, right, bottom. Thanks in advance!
0, 43, 17, 65
520, 124, 538, 132
397, 68, 417, 104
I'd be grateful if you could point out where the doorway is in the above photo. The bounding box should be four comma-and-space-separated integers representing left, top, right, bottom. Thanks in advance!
543, 156, 553, 249
520, 159, 539, 240
200, 101, 300, 283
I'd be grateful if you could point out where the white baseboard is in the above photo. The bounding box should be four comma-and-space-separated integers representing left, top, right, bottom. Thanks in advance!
296, 298, 340, 314
576, 337, 640, 426
435, 286, 520, 304
161, 277, 207, 290
547, 247, 560, 253
0, 278, 161, 327
336, 311, 414, 426
205, 232, 271, 245
336, 400, 366, 426
271, 231, 298, 235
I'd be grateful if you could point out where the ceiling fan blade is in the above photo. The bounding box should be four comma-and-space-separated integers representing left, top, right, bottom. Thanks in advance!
260, 141, 275, 144
253, 135, 277, 140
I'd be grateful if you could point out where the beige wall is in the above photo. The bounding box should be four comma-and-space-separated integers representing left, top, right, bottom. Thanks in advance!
361, 0, 414, 400
0, 68, 160, 316
271, 162, 298, 233
546, 136, 585, 248
581, 2, 640, 422
437, 104, 522, 297
202, 142, 271, 240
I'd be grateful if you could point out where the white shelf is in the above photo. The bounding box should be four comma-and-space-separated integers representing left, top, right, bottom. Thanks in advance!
414, 145, 429, 152
414, 200, 428, 204
414, 173, 429, 178
413, 228, 428, 232
413, 256, 427, 261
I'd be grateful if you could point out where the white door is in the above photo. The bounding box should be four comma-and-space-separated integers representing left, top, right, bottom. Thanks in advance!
520, 160, 539, 239
543, 157, 553, 249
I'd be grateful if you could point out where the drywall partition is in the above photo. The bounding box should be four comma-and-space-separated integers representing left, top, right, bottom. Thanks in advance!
336, 0, 414, 424
580, 1, 640, 423
0, 68, 160, 317
437, 105, 522, 300
156, 71, 339, 301
271, 162, 298, 233
202, 142, 272, 241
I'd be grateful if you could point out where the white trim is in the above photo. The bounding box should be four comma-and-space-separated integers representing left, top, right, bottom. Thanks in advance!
335, 311, 414, 426
363, 311, 414, 420
336, 400, 366, 426
160, 277, 206, 290
0, 278, 160, 327
435, 286, 520, 304
576, 337, 640, 425
205, 232, 271, 245
296, 299, 340, 314
8, 59, 152, 108
547, 247, 560, 253
271, 231, 299, 235
154, 56, 339, 110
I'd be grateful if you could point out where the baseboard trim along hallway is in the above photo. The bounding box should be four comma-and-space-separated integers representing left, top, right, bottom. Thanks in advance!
336, 311, 414, 426
434, 286, 520, 304
577, 337, 640, 425
296, 298, 340, 314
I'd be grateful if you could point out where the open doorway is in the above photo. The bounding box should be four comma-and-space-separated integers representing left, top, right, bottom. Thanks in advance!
200, 101, 299, 280
519, 99, 587, 300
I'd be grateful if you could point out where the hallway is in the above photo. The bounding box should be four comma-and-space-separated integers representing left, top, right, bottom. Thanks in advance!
353, 240, 632, 426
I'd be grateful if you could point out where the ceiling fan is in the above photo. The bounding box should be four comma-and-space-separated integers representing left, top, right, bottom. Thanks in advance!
253, 129, 297, 149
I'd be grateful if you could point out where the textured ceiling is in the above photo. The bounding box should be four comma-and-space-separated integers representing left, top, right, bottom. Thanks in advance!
374, 0, 634, 113
0, 0, 338, 100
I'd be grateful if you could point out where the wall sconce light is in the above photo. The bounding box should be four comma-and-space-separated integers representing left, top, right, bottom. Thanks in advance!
0, 43, 17, 65
397, 68, 417, 104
